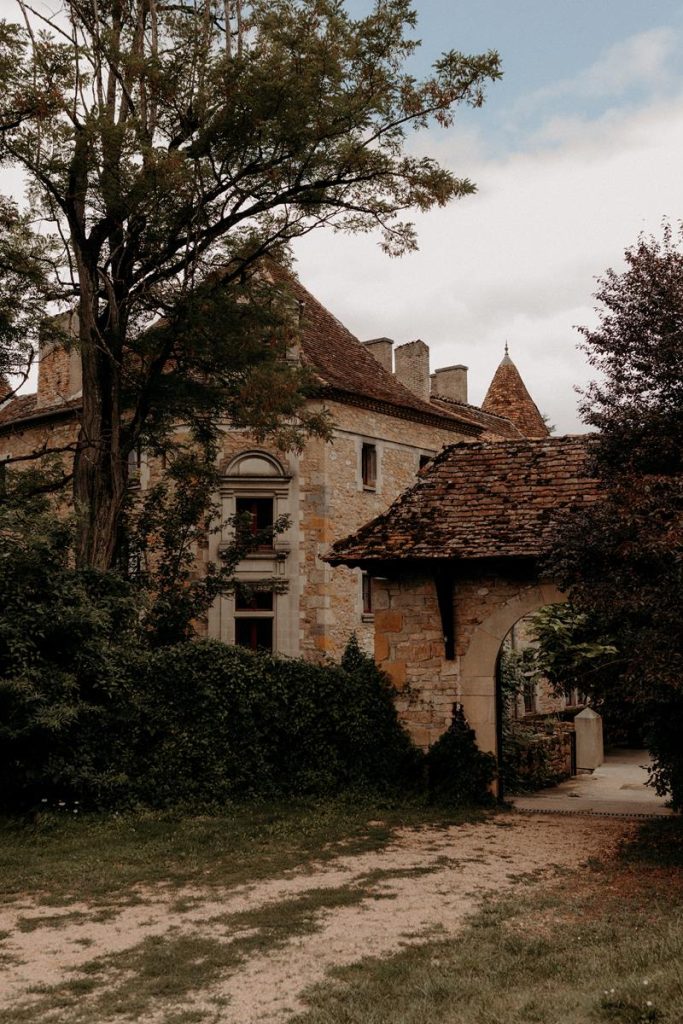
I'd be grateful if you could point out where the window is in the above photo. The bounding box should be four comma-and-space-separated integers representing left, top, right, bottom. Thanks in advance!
235, 497, 274, 549
361, 443, 377, 489
234, 586, 274, 650
235, 617, 273, 651
127, 444, 142, 487
361, 572, 373, 617
222, 451, 292, 656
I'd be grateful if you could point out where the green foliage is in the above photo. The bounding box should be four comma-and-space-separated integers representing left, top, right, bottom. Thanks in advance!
0, 490, 143, 810
551, 226, 683, 806
529, 604, 618, 694
0, 499, 495, 812
0, 0, 501, 568
135, 637, 421, 807
0, 197, 55, 398
425, 704, 496, 806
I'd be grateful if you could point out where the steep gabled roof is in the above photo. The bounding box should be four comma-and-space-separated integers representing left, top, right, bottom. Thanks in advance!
0, 268, 488, 438
430, 393, 524, 439
273, 268, 483, 435
482, 348, 549, 439
327, 436, 599, 565
0, 393, 81, 430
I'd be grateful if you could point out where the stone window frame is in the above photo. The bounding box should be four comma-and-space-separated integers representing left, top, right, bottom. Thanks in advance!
358, 438, 382, 493
220, 450, 293, 652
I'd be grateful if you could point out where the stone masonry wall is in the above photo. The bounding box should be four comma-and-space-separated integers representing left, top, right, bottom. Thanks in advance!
372, 574, 458, 749
299, 400, 467, 660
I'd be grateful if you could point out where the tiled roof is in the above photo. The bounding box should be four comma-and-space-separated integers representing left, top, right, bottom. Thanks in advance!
0, 270, 486, 437
270, 267, 484, 435
0, 393, 39, 427
327, 436, 600, 565
430, 393, 524, 439
0, 394, 81, 430
482, 351, 550, 439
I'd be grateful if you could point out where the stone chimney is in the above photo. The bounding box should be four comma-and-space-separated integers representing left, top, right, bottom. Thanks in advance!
37, 310, 81, 408
363, 337, 393, 374
431, 364, 468, 405
394, 340, 430, 401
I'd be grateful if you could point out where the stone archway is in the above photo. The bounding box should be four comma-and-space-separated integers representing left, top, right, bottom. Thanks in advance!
457, 581, 566, 762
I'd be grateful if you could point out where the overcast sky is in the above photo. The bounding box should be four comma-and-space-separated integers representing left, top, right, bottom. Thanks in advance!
2, 1, 682, 431
293, 1, 683, 432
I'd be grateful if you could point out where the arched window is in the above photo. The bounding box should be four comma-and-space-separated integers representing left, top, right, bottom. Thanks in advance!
219, 451, 293, 654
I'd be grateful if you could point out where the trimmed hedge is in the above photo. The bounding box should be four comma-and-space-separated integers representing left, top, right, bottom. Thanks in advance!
134, 638, 422, 806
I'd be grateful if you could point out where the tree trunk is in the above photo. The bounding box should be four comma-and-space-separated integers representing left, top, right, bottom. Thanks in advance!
72, 291, 128, 571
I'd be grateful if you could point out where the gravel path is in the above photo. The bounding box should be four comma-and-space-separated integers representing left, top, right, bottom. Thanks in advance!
0, 812, 633, 1022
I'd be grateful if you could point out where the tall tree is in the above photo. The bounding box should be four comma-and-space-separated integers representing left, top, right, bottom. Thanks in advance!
0, 0, 501, 569
550, 226, 683, 805
0, 197, 53, 402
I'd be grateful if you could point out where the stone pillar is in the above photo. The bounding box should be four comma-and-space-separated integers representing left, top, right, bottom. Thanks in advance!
574, 707, 604, 770
394, 340, 430, 401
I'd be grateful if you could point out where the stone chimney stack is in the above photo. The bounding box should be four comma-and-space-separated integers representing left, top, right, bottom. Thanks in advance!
394, 340, 430, 401
431, 364, 468, 405
36, 310, 81, 408
363, 337, 394, 374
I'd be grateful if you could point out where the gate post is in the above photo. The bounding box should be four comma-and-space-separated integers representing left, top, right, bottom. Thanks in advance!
574, 707, 604, 770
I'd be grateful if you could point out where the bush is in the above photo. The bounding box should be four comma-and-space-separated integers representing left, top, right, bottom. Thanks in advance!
0, 493, 143, 811
646, 696, 683, 812
426, 704, 497, 806
134, 636, 422, 807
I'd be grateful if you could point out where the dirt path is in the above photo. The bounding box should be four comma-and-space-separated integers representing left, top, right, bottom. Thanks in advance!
0, 812, 633, 1023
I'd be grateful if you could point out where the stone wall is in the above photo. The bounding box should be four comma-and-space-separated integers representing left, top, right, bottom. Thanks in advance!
298, 400, 464, 660
0, 388, 469, 667
372, 573, 457, 748
205, 398, 467, 662
370, 565, 566, 770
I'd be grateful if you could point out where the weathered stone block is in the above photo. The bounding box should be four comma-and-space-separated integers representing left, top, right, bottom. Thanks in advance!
375, 609, 403, 633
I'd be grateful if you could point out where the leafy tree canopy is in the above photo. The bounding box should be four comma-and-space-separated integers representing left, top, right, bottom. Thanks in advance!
0, 0, 501, 568
549, 225, 683, 806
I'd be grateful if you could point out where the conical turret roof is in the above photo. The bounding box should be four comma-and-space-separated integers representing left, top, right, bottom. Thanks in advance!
481, 346, 549, 439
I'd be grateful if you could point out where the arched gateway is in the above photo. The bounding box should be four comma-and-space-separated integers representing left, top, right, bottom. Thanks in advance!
326, 437, 599, 786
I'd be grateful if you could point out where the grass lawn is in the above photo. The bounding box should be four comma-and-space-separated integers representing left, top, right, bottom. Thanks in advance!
291, 818, 683, 1024
0, 796, 485, 905
1, 804, 681, 1024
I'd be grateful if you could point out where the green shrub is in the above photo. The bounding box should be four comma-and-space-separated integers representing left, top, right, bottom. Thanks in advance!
134, 636, 421, 807
646, 696, 683, 812
426, 704, 496, 806
0, 493, 143, 811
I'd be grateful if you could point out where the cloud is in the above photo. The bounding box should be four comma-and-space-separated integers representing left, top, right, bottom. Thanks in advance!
519, 28, 680, 113
292, 90, 683, 434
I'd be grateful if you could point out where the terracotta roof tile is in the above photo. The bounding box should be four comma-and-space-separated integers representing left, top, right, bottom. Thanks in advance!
0, 393, 39, 427
430, 394, 524, 439
327, 436, 600, 564
0, 393, 81, 430
482, 350, 549, 438
270, 267, 484, 435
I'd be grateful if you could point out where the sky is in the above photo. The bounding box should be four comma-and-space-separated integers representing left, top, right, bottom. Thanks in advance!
2, 1, 682, 431
292, 1, 683, 432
